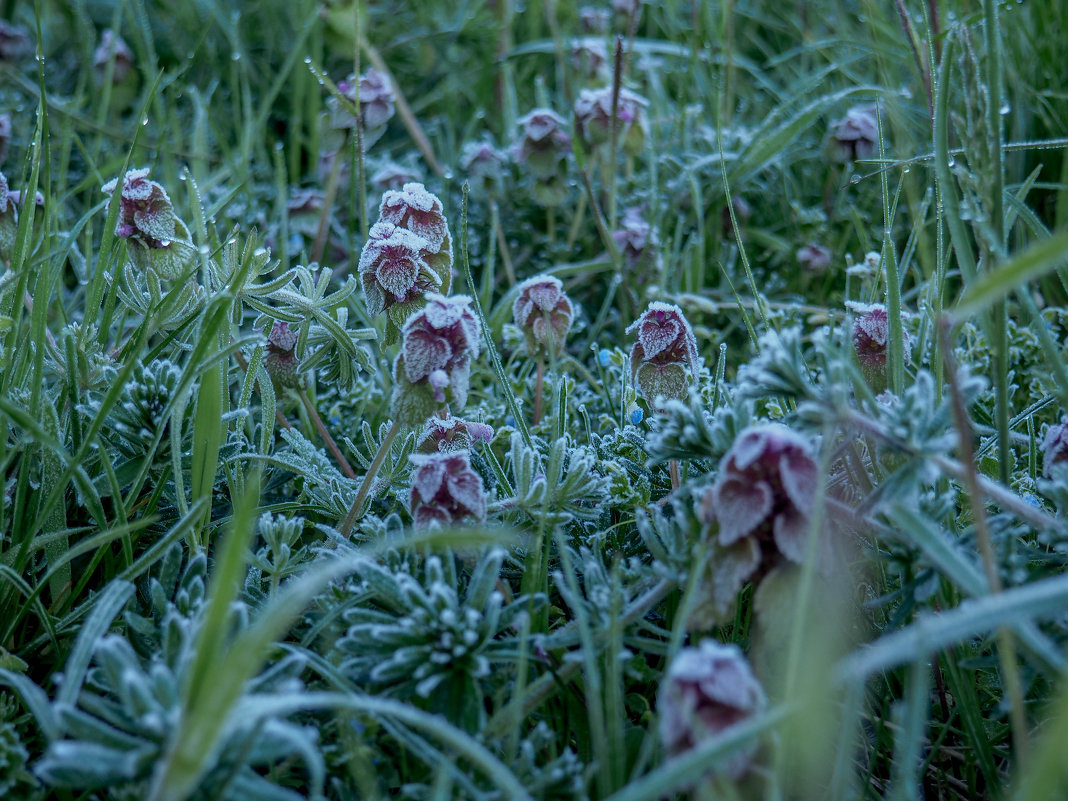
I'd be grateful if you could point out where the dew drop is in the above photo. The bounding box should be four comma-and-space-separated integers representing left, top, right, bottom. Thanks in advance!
849, 174, 861, 185
303, 56, 312, 64
141, 117, 149, 126
999, 101, 1010, 115
231, 52, 241, 61
947, 155, 956, 168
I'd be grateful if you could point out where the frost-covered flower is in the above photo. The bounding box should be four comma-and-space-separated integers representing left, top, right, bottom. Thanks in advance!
1043, 418, 1068, 478
264, 321, 301, 391
701, 424, 821, 567
613, 207, 661, 275
848, 301, 911, 385
626, 302, 700, 410
460, 139, 507, 188
359, 222, 438, 317
392, 293, 481, 425
417, 415, 494, 454
331, 67, 395, 131
571, 39, 609, 81
573, 86, 648, 155
93, 29, 134, 84
102, 168, 176, 246
409, 451, 487, 527
512, 274, 574, 358
829, 105, 879, 163
796, 242, 831, 272
378, 182, 453, 275
658, 640, 766, 778
579, 6, 611, 33
514, 108, 571, 179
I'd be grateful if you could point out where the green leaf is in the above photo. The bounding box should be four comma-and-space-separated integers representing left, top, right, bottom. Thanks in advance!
954, 229, 1068, 316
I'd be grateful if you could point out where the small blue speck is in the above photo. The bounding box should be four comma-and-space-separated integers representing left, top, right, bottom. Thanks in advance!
599, 348, 612, 367
627, 403, 643, 425
505, 415, 516, 428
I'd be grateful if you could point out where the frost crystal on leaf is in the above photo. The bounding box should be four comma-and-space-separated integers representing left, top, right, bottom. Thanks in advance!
658, 639, 766, 779
379, 182, 451, 255
409, 451, 487, 527
512, 274, 574, 357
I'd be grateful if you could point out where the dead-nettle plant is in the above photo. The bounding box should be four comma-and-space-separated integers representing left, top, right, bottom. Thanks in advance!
340, 292, 481, 536
512, 274, 575, 426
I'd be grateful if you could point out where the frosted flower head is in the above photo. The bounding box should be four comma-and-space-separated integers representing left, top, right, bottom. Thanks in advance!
571, 40, 609, 81
379, 182, 450, 253
331, 67, 395, 131
514, 109, 571, 180
848, 301, 911, 385
392, 293, 481, 425
359, 222, 438, 316
460, 140, 507, 187
101, 168, 176, 248
830, 105, 879, 163
579, 6, 611, 33
264, 321, 301, 390
573, 86, 648, 155
512, 274, 574, 358
1043, 418, 1068, 478
0, 21, 32, 62
409, 451, 487, 528
796, 242, 831, 273
626, 302, 699, 409
93, 29, 134, 85
613, 207, 661, 274
702, 424, 821, 567
418, 415, 494, 454
658, 640, 766, 778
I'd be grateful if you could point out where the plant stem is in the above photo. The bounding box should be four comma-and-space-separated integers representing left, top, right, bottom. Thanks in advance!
312, 130, 347, 265
338, 418, 400, 537
533, 355, 545, 426
299, 389, 356, 479
668, 459, 680, 491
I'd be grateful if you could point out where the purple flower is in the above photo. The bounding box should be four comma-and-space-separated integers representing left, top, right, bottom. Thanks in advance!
101, 168, 176, 247
93, 29, 134, 85
331, 67, 395, 131
796, 242, 831, 273
417, 415, 494, 454
391, 293, 481, 425
514, 109, 571, 179
264, 321, 301, 391
409, 451, 487, 528
612, 207, 661, 275
579, 6, 611, 33
626, 302, 700, 410
378, 182, 451, 256
830, 105, 879, 163
658, 640, 766, 778
1043, 418, 1068, 478
702, 425, 820, 567
359, 222, 438, 315
848, 301, 911, 385
512, 274, 574, 358
573, 86, 648, 155
460, 140, 507, 187
0, 171, 16, 261
571, 40, 609, 81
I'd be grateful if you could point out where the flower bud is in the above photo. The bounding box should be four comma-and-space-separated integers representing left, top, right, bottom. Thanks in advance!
573, 86, 648, 156
409, 451, 487, 528
571, 40, 609, 82
391, 293, 481, 426
658, 640, 766, 778
701, 424, 825, 569
93, 29, 134, 85
370, 161, 422, 192
512, 274, 574, 358
460, 140, 507, 189
626, 302, 700, 410
264, 321, 301, 391
829, 105, 878, 163
417, 415, 494, 454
